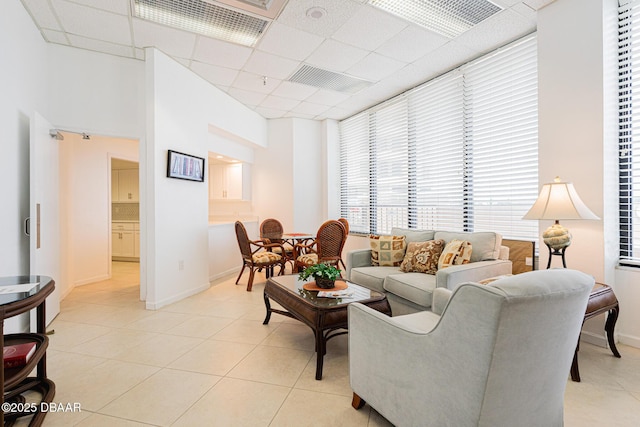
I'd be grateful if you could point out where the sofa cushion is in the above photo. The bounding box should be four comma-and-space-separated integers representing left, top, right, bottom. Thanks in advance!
438, 239, 472, 270
434, 231, 502, 262
350, 266, 400, 293
400, 239, 445, 274
383, 272, 437, 308
370, 235, 406, 266
391, 227, 436, 243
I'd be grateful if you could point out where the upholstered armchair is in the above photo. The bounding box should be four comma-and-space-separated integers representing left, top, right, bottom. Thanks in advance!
348, 269, 593, 427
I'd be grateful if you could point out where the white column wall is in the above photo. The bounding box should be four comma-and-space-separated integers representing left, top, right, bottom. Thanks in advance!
145, 48, 267, 309
538, 0, 620, 345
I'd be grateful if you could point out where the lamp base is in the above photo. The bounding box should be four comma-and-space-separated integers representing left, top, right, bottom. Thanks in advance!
545, 243, 567, 269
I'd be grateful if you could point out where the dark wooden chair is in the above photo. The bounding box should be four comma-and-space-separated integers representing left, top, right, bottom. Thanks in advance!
260, 218, 294, 266
293, 220, 347, 274
235, 221, 286, 291
337, 218, 350, 270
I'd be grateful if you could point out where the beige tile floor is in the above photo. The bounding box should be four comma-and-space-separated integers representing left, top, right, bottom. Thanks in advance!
21, 262, 640, 426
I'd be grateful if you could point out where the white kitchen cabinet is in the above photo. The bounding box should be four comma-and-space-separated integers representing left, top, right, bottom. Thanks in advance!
112, 169, 139, 202
209, 163, 251, 200
112, 222, 139, 260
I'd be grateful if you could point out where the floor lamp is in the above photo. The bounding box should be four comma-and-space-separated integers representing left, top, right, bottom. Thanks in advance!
523, 177, 599, 268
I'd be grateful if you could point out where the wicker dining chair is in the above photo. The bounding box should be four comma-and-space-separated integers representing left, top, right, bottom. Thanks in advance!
235, 221, 286, 291
337, 218, 350, 270
293, 220, 347, 274
259, 218, 294, 265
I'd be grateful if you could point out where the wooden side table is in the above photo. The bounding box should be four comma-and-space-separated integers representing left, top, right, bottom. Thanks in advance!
570, 282, 621, 382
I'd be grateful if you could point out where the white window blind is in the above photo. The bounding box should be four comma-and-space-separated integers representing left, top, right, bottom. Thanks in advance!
464, 38, 539, 239
340, 34, 538, 240
619, 0, 640, 264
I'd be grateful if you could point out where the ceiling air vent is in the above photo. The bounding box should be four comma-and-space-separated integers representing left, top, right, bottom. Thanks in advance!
368, 0, 503, 38
132, 0, 269, 47
288, 65, 373, 94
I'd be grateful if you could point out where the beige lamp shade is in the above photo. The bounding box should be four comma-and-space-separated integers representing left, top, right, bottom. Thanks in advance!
522, 177, 600, 221
523, 177, 599, 251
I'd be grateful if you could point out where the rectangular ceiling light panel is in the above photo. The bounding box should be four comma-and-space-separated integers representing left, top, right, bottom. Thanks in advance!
132, 0, 269, 47
289, 65, 373, 94
368, 0, 503, 38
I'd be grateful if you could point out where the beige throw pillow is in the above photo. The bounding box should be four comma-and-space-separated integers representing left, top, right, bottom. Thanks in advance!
400, 239, 445, 274
438, 239, 473, 270
370, 235, 406, 266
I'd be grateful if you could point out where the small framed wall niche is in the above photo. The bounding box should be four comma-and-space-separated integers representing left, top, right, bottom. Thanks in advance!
167, 150, 205, 182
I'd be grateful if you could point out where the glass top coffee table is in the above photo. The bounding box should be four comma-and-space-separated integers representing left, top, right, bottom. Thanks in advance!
263, 274, 391, 380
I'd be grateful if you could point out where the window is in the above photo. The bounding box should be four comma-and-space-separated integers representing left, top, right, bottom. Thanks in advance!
619, 0, 640, 264
340, 34, 539, 240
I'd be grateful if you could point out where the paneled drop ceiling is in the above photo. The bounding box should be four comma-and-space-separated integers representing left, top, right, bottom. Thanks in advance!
19, 0, 555, 121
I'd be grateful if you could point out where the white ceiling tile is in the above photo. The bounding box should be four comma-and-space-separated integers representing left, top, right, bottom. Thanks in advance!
233, 71, 281, 94
227, 88, 268, 107
412, 41, 479, 75
332, 5, 408, 51
67, 33, 134, 58
523, 0, 557, 10
256, 22, 324, 61
41, 29, 69, 45
284, 111, 316, 120
53, 0, 131, 45
347, 52, 407, 82
133, 19, 197, 59
254, 106, 288, 119
491, 0, 521, 7
190, 61, 238, 87
304, 89, 351, 106
193, 36, 252, 68
66, 0, 129, 15
277, 0, 362, 38
271, 81, 318, 101
376, 26, 449, 63
335, 92, 378, 113
511, 2, 538, 21
173, 57, 191, 68
454, 9, 536, 54
305, 39, 370, 73
319, 106, 353, 120
294, 101, 330, 116
389, 64, 435, 91
21, 0, 62, 31
259, 95, 301, 110
243, 51, 300, 80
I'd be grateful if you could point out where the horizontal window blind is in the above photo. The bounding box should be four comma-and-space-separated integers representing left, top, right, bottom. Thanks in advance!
340, 34, 538, 241
619, 0, 640, 264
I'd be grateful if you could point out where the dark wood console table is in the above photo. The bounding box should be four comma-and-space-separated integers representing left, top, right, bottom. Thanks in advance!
1, 276, 56, 426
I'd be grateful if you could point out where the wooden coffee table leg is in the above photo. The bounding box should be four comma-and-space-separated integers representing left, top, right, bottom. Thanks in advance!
263, 292, 272, 325
606, 305, 621, 358
315, 329, 325, 380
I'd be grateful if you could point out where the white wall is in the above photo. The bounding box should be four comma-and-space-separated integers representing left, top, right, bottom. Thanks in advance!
536, 0, 622, 346
145, 48, 267, 309
1, 0, 49, 278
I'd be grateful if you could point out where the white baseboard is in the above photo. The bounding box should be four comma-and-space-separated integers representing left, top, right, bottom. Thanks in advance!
145, 282, 210, 310
618, 333, 640, 349
74, 273, 110, 287
210, 267, 240, 283
580, 330, 608, 348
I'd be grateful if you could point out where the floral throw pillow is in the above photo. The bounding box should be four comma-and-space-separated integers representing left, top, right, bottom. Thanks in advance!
438, 239, 473, 270
399, 239, 445, 274
370, 235, 407, 266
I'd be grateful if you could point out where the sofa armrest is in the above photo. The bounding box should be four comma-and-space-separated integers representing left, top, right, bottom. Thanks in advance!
435, 259, 512, 290
431, 288, 453, 316
346, 249, 373, 280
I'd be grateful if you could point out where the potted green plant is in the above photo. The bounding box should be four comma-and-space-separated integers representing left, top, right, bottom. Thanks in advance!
298, 263, 341, 289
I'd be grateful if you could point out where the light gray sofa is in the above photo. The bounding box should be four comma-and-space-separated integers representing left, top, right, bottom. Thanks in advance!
346, 228, 512, 315
348, 269, 594, 427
